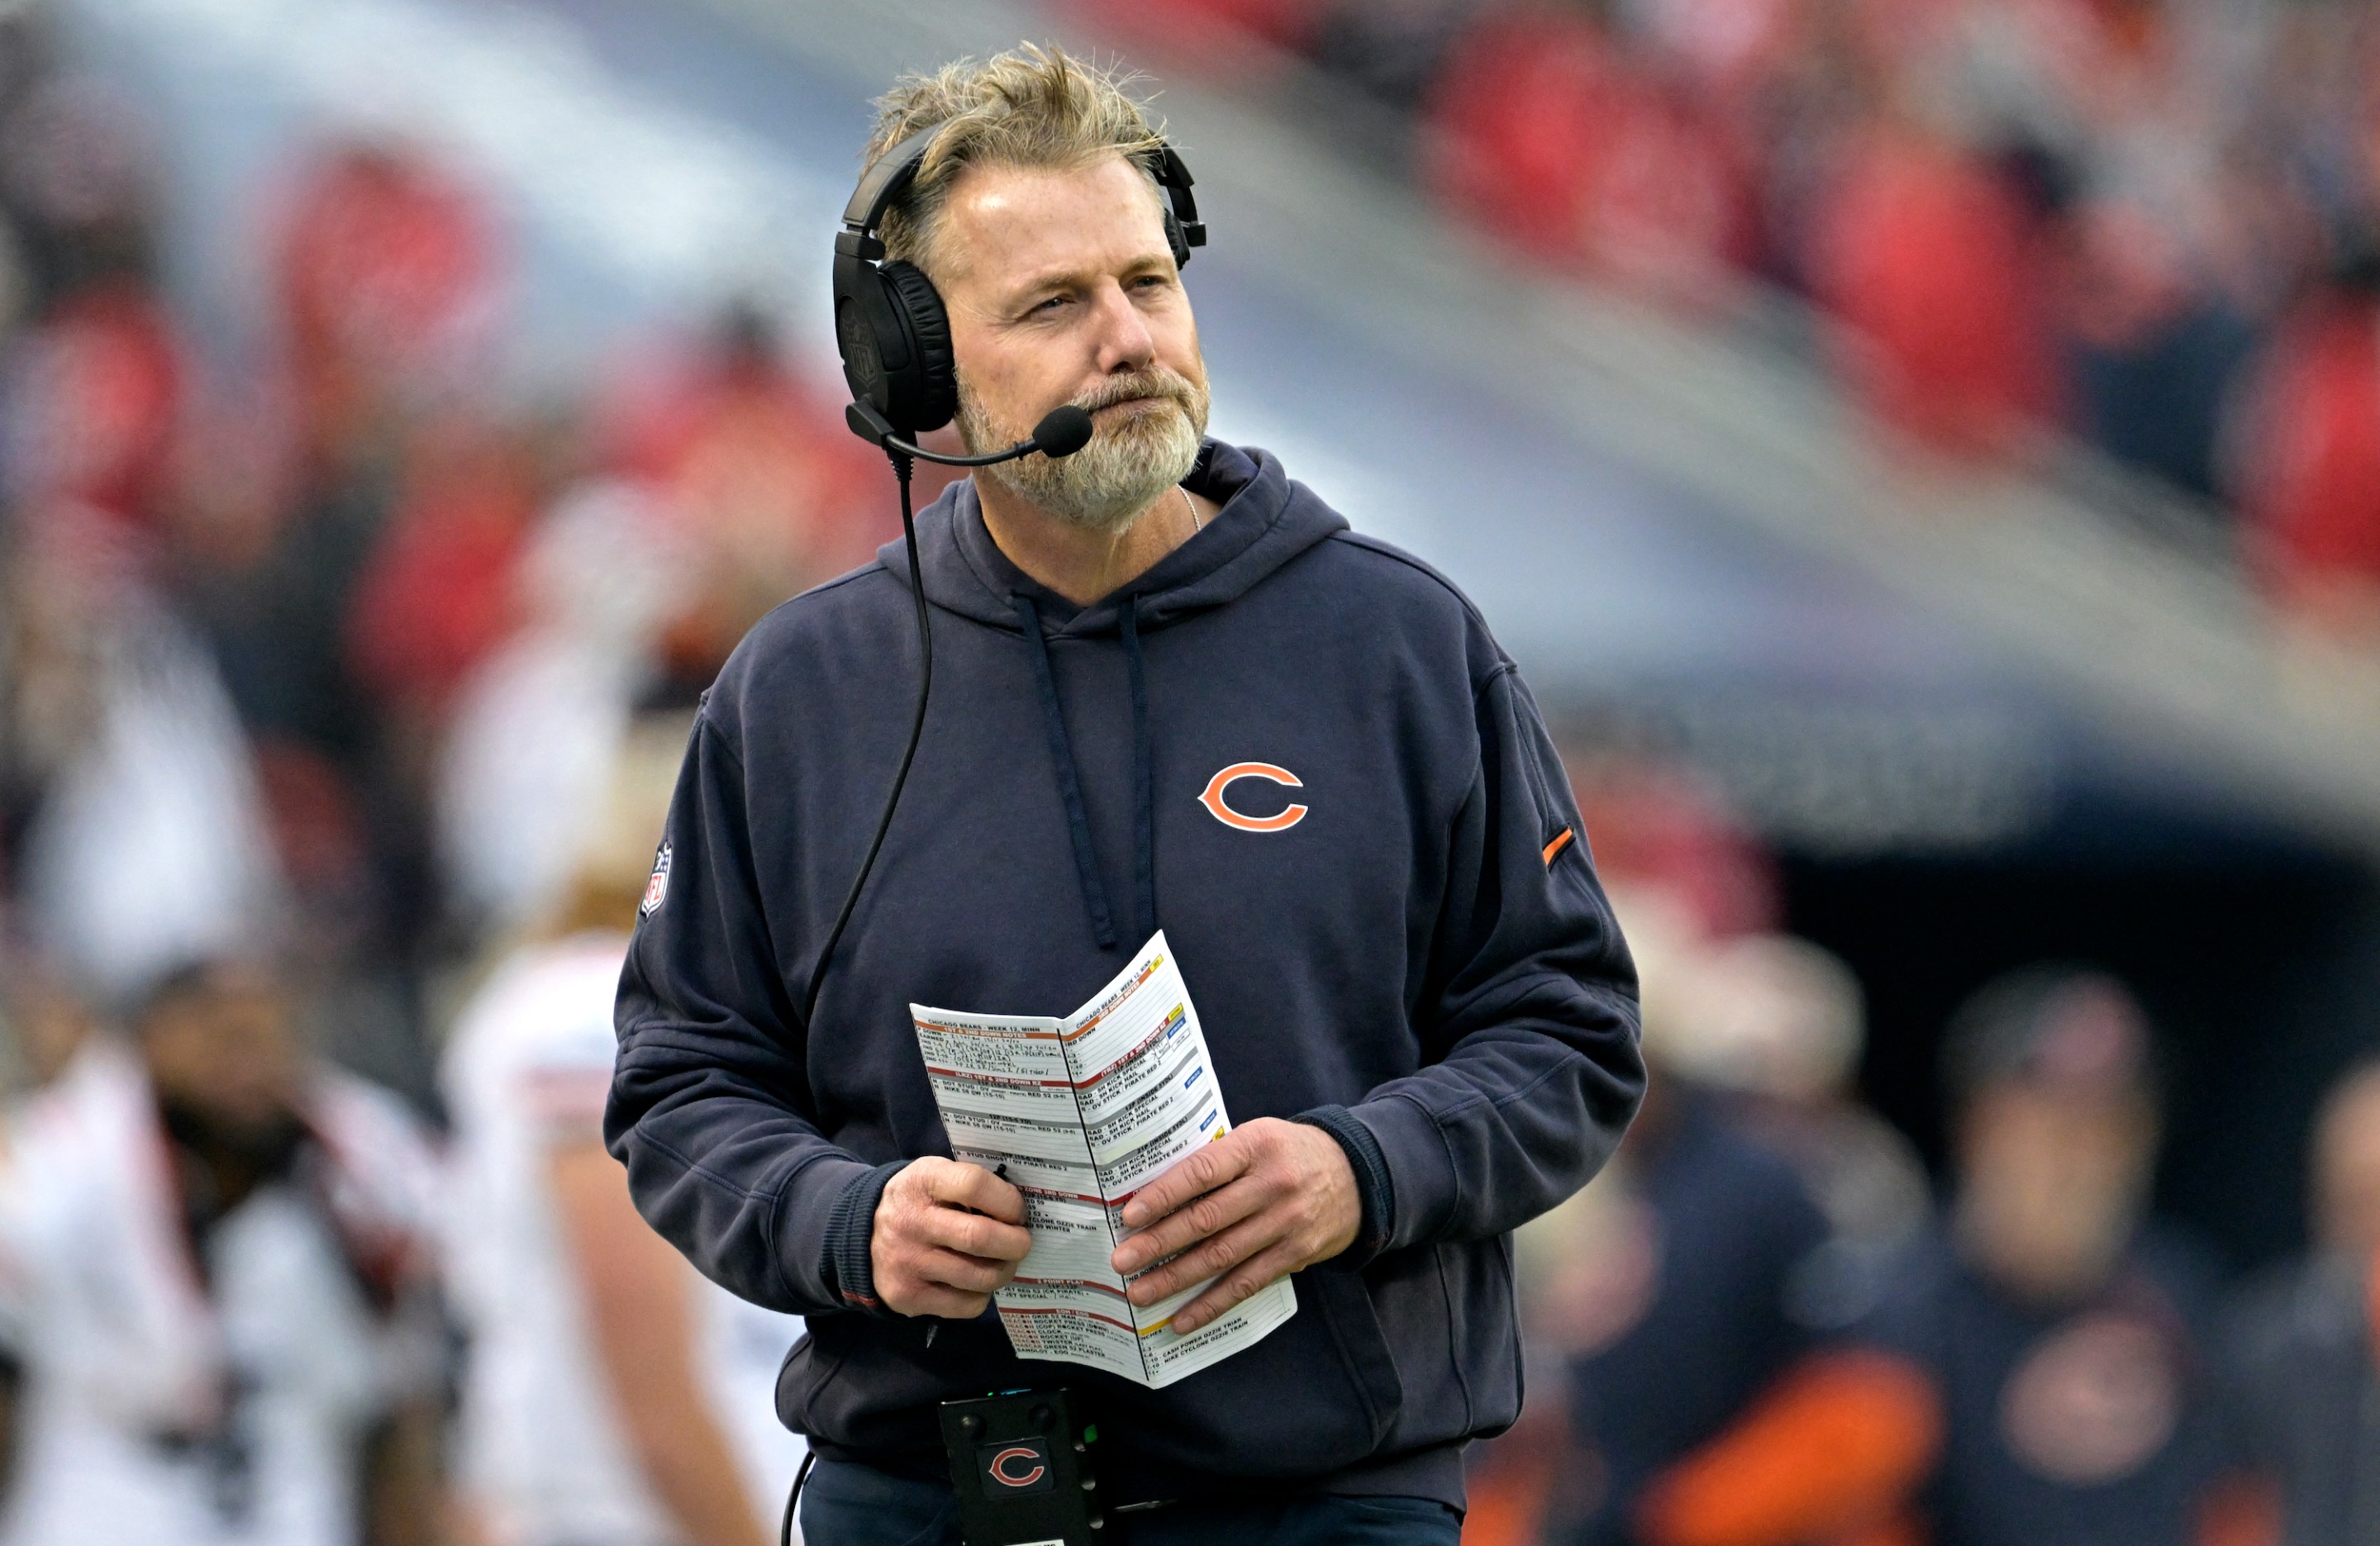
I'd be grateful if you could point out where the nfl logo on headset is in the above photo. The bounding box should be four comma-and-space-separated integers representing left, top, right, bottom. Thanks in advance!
641, 842, 672, 916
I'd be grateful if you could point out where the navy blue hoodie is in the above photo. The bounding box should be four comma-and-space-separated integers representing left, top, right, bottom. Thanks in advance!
607, 440, 1643, 1508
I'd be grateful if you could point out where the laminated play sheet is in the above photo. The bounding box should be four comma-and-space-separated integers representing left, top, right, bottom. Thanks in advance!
909, 933, 1296, 1388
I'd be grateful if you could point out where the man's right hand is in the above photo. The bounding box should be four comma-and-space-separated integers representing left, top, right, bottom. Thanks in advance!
869, 1158, 1033, 1318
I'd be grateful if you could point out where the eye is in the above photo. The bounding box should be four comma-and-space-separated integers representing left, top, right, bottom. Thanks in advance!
1031, 293, 1073, 316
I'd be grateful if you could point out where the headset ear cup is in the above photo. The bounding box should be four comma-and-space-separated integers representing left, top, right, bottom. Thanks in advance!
836, 279, 893, 418
880, 260, 958, 434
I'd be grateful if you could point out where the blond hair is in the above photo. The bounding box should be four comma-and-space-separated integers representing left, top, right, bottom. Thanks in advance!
867, 44, 1168, 273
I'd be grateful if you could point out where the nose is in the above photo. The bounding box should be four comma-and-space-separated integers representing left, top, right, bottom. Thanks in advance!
1087, 278, 1156, 375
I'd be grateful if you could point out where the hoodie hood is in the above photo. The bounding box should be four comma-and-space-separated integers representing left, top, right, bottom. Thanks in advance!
878, 440, 1349, 635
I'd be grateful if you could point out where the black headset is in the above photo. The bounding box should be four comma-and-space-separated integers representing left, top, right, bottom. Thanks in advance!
831, 126, 1207, 440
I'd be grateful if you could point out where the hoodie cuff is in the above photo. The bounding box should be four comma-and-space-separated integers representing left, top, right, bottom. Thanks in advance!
1293, 1106, 1395, 1270
820, 1160, 909, 1316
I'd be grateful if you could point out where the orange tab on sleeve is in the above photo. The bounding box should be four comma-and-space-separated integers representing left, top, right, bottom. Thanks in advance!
1542, 827, 1575, 866
1636, 1349, 1945, 1546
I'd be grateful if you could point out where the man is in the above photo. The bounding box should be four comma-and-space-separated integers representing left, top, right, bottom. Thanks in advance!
1535, 906, 1836, 1546
1630, 968, 2259, 1546
2226, 1057, 2380, 1543
0, 955, 442, 1546
443, 716, 805, 1546
607, 45, 1643, 1545
1472, 892, 1839, 1546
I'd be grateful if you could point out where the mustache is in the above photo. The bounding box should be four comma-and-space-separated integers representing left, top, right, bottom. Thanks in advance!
1069, 370, 1202, 417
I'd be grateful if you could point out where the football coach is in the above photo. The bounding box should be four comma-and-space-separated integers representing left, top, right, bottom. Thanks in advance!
607, 45, 1643, 1546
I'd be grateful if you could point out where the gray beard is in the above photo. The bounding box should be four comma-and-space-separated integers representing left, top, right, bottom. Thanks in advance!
959, 374, 1210, 533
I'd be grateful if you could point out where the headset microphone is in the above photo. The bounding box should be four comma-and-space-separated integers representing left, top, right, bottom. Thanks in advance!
844, 402, 1096, 466
1021, 405, 1097, 459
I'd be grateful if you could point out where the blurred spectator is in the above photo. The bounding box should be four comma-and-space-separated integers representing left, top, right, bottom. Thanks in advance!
0, 955, 443, 1546
1674, 933, 1930, 1330
1426, 7, 1752, 305
0, 74, 185, 564
435, 479, 688, 935
597, 305, 886, 697
2231, 262, 2380, 638
1424, 5, 1621, 264
1476, 777, 1866, 1546
1544, 1079, 1832, 1546
2060, 196, 2256, 505
440, 714, 802, 1546
2, 278, 184, 536
345, 415, 545, 732
5, 511, 283, 1004
2225, 1058, 2380, 1543
1481, 891, 1831, 1546
1567, 759, 1778, 940
174, 447, 388, 778
1806, 117, 2063, 453
1, 74, 159, 312
272, 142, 497, 481
1631, 968, 2256, 1546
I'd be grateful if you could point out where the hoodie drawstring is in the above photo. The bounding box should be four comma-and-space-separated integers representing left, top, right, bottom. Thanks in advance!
1011, 592, 1158, 952
1015, 593, 1117, 949
1119, 599, 1156, 944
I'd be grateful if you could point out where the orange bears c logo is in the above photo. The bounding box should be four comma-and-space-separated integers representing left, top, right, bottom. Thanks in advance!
1198, 763, 1308, 832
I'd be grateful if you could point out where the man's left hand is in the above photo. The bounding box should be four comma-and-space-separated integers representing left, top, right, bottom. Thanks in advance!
1110, 1117, 1360, 1333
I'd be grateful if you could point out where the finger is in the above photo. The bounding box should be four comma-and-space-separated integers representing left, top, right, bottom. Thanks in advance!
907, 1245, 1020, 1296
1169, 1240, 1302, 1334
918, 1207, 1034, 1263
925, 1162, 1027, 1224
1120, 1136, 1251, 1230
1127, 1211, 1290, 1306
1111, 1175, 1271, 1274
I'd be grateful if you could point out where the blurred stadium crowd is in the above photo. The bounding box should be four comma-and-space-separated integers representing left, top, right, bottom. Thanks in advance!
0, 2, 2375, 1546
1094, 0, 2380, 638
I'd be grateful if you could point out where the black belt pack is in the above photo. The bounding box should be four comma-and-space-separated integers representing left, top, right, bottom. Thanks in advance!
939, 1388, 1105, 1545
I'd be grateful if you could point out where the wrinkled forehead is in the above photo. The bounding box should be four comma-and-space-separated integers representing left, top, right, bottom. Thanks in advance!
928, 154, 1173, 288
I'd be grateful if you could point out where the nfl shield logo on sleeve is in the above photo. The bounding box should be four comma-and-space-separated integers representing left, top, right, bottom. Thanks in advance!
641, 842, 672, 916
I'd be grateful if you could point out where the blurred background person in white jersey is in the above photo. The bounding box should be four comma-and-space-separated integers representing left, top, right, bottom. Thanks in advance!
0, 954, 445, 1546
440, 711, 806, 1546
